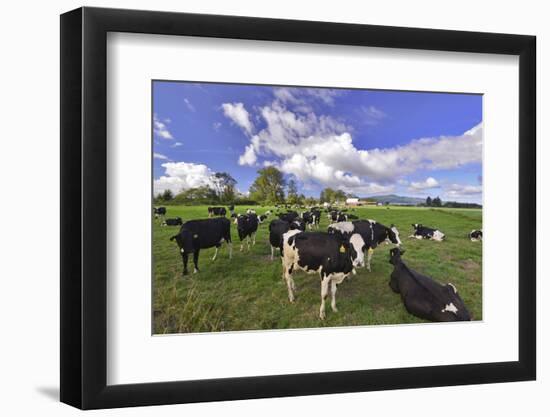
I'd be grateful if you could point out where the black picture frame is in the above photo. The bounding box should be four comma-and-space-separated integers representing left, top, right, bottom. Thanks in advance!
60, 6, 536, 410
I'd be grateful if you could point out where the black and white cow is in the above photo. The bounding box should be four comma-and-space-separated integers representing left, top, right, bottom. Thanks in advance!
234, 213, 259, 251
162, 217, 183, 226
282, 231, 366, 319
154, 207, 166, 219
258, 210, 272, 224
328, 210, 347, 223
207, 206, 227, 217
328, 219, 401, 271
170, 218, 232, 275
388, 248, 471, 321
268, 218, 307, 260
302, 211, 315, 229
278, 211, 299, 223
409, 224, 445, 241
469, 229, 483, 241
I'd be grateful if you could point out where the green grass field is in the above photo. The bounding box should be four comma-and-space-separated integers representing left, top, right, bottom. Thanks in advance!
153, 205, 482, 334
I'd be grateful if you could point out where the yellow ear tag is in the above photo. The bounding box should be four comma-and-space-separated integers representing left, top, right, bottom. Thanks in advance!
340, 245, 346, 253
368, 247, 374, 254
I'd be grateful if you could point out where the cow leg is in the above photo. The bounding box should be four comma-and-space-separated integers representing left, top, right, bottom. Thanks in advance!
240, 240, 244, 252
212, 246, 219, 261
227, 242, 233, 259
247, 236, 251, 251
319, 276, 330, 320
270, 245, 274, 261
192, 250, 200, 274
181, 252, 189, 276
284, 267, 295, 302
330, 280, 339, 312
252, 232, 256, 246
367, 248, 373, 272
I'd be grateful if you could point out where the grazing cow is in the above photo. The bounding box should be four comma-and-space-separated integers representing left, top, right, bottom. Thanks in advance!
154, 207, 166, 218
170, 218, 232, 275
278, 211, 299, 222
228, 204, 235, 215
409, 224, 445, 241
207, 206, 227, 217
388, 248, 471, 321
282, 231, 366, 319
246, 208, 256, 214
328, 220, 401, 271
311, 209, 321, 228
469, 229, 483, 241
162, 217, 183, 226
258, 214, 268, 223
235, 213, 259, 251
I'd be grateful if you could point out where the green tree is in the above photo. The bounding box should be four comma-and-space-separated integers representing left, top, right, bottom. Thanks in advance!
172, 186, 217, 204
161, 189, 174, 201
286, 179, 299, 204
211, 172, 237, 203
426, 196, 432, 207
249, 167, 286, 204
432, 196, 442, 207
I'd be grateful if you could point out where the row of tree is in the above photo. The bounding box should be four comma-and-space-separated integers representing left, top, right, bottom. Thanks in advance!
155, 166, 355, 206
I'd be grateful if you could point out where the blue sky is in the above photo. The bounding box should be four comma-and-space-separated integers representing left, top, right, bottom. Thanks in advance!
153, 81, 483, 203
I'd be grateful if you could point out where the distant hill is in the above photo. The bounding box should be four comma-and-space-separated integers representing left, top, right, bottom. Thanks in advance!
364, 194, 426, 205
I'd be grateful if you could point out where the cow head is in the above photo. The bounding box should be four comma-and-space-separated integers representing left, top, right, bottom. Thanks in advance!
389, 247, 405, 265
349, 233, 366, 268
411, 223, 421, 231
387, 224, 402, 246
443, 283, 472, 321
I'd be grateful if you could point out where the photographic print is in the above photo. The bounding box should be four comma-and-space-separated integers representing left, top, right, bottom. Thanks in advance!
152, 81, 482, 334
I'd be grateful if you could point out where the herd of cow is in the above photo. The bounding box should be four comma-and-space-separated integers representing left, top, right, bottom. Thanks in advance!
154, 205, 482, 323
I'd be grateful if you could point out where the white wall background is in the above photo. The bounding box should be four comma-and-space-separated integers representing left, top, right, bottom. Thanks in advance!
0, 0, 545, 415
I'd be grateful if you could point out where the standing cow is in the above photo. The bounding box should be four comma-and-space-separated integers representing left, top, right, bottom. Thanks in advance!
388, 247, 471, 321
207, 206, 227, 217
154, 206, 166, 219
235, 213, 259, 251
170, 218, 232, 275
268, 218, 306, 260
282, 231, 366, 319
328, 219, 401, 271
409, 224, 445, 241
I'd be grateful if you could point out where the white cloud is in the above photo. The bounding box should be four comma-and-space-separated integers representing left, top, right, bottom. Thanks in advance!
153, 162, 215, 195
445, 183, 483, 197
221, 102, 254, 135
238, 144, 257, 166
408, 177, 440, 191
360, 105, 387, 125
273, 87, 342, 113
234, 99, 482, 194
171, 142, 183, 148
153, 152, 169, 160
184, 98, 195, 112
213, 122, 222, 131
153, 114, 174, 140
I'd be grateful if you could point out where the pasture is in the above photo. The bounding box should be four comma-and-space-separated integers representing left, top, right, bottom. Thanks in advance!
153, 205, 482, 334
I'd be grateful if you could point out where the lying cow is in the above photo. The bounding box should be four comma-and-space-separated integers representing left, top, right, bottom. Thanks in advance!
268, 218, 306, 261
328, 219, 401, 271
170, 217, 232, 275
409, 224, 445, 241
235, 213, 259, 251
282, 231, 366, 319
162, 217, 183, 226
207, 206, 227, 217
388, 248, 471, 321
469, 229, 483, 241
